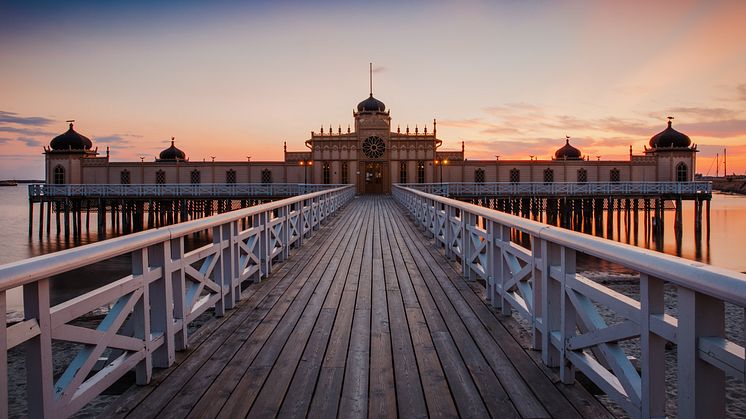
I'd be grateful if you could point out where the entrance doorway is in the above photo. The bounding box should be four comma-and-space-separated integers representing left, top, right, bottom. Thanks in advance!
364, 162, 384, 194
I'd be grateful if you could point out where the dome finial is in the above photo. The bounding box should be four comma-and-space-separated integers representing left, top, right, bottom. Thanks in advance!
369, 62, 373, 96
66, 119, 75, 129
667, 116, 674, 127
171, 137, 175, 146
566, 135, 570, 144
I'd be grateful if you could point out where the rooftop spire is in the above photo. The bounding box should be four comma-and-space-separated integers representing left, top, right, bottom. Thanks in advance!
667, 116, 674, 127
369, 62, 373, 96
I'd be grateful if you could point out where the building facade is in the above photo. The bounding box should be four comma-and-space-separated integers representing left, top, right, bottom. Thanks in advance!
44, 96, 697, 193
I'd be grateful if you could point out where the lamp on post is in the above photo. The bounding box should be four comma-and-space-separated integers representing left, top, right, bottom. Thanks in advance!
434, 158, 448, 184
299, 159, 313, 184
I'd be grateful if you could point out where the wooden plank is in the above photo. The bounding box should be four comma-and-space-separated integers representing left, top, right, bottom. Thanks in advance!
280, 199, 373, 417
194, 201, 364, 418
338, 199, 376, 418
390, 198, 615, 419
368, 200, 397, 419
385, 203, 490, 417
125, 202, 358, 418
247, 202, 370, 417
378, 201, 429, 418
387, 200, 551, 418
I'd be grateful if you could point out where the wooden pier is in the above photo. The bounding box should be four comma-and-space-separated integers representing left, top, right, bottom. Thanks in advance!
107, 197, 612, 418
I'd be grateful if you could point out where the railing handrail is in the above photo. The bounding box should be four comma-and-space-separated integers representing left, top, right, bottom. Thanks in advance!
2, 185, 354, 292
394, 185, 746, 306
397, 181, 712, 196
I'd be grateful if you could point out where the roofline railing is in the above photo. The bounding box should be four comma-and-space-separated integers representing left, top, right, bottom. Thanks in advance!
397, 181, 712, 197
393, 185, 744, 419
0, 185, 355, 418
28, 183, 348, 199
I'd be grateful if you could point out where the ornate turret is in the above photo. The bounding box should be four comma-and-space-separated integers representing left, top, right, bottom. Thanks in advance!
554, 137, 582, 160
49, 121, 93, 151
649, 117, 691, 149
157, 137, 187, 162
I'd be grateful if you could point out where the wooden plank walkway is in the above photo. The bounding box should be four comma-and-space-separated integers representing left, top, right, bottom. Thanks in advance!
107, 196, 615, 418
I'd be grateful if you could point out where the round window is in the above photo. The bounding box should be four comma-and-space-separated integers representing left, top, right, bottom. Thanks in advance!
362, 136, 385, 159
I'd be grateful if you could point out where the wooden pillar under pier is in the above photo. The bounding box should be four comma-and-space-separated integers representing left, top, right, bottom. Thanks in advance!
28, 200, 33, 236
38, 200, 44, 238
46, 200, 51, 236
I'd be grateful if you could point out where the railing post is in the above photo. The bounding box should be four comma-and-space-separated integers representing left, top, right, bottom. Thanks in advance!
131, 248, 152, 385
463, 211, 476, 281
147, 242, 175, 368
558, 246, 576, 384
640, 274, 666, 418
23, 278, 54, 417
0, 292, 7, 419
259, 211, 270, 277
170, 236, 188, 350
677, 288, 725, 419
541, 240, 561, 367
496, 224, 512, 316
530, 236, 542, 350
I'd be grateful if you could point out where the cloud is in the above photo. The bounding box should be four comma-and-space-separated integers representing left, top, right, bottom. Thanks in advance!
655, 107, 739, 121
0, 126, 56, 137
16, 137, 42, 147
738, 84, 746, 101
0, 110, 54, 126
677, 119, 746, 137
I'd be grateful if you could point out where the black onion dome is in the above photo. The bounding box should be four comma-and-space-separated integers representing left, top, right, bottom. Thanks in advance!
357, 94, 386, 112
158, 138, 186, 161
50, 122, 93, 151
649, 120, 691, 148
555, 138, 582, 160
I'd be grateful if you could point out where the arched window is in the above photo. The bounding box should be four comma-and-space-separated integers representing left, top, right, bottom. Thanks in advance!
226, 169, 237, 184
322, 162, 331, 184
341, 162, 349, 184
53, 165, 65, 184
416, 161, 425, 183
543, 168, 554, 184
190, 170, 201, 184
120, 170, 131, 184
261, 169, 272, 184
676, 162, 688, 182
400, 162, 408, 184
509, 168, 520, 183
577, 168, 587, 183
610, 168, 620, 182
474, 168, 485, 183
156, 170, 166, 184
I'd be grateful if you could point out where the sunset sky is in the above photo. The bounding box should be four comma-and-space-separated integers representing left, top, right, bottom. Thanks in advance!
1, 0, 746, 179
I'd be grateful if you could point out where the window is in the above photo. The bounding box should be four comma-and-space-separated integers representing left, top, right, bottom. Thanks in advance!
400, 162, 407, 184
610, 168, 620, 182
190, 170, 201, 184
53, 165, 65, 184
676, 162, 688, 182
509, 168, 520, 183
474, 168, 485, 183
261, 169, 272, 184
120, 170, 131, 185
341, 162, 349, 184
226, 169, 237, 184
322, 162, 331, 184
543, 168, 554, 184
577, 168, 587, 183
417, 161, 425, 183
156, 170, 166, 184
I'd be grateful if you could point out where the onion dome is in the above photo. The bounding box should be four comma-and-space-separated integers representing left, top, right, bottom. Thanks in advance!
158, 137, 186, 161
357, 94, 386, 112
50, 122, 93, 151
649, 118, 691, 148
554, 137, 582, 160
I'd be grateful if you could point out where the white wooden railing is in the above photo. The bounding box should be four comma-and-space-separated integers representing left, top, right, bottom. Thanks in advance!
28, 183, 347, 198
393, 185, 744, 419
0, 185, 355, 418
400, 181, 712, 197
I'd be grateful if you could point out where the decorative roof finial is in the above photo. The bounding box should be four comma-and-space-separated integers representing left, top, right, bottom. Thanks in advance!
667, 116, 674, 127
397, 125, 400, 133
566, 135, 570, 144
284, 141, 287, 152
461, 140, 465, 152
433, 118, 437, 135
66, 119, 75, 129
369, 62, 373, 96
347, 124, 351, 133
171, 137, 175, 145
